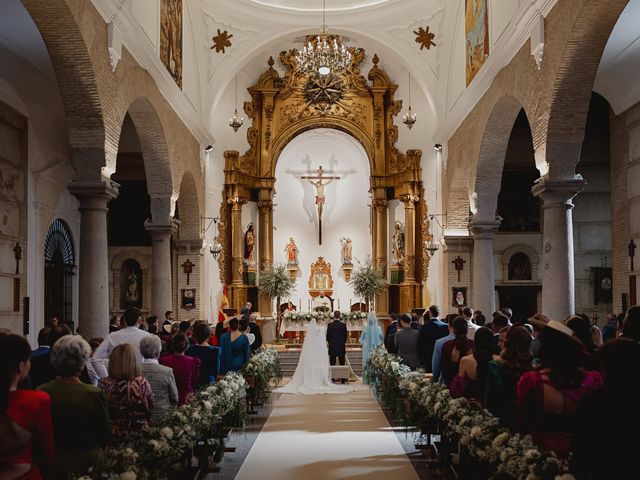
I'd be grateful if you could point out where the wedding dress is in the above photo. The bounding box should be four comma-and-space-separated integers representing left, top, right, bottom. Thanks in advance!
275, 318, 351, 395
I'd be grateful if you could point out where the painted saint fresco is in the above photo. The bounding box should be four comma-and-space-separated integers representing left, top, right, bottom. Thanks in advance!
465, 0, 489, 86
160, 0, 183, 88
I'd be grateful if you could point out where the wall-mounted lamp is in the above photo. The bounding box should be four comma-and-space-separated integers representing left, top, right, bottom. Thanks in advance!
205, 145, 213, 153
434, 143, 442, 152
424, 213, 446, 257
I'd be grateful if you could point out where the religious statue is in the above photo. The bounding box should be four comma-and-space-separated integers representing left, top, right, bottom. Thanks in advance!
313, 273, 328, 291
392, 221, 405, 266
284, 237, 299, 266
244, 223, 256, 264
340, 238, 353, 265
125, 269, 138, 303
301, 166, 340, 244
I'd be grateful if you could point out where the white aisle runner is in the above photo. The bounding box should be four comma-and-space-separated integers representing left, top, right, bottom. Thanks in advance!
234, 384, 419, 480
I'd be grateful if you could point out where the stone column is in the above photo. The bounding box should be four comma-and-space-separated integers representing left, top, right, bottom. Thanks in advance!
532, 178, 586, 320
69, 181, 118, 339
145, 220, 178, 319
470, 219, 501, 316
372, 198, 388, 313
228, 196, 247, 310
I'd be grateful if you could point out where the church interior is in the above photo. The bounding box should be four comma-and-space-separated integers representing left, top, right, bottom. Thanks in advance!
1, 0, 639, 479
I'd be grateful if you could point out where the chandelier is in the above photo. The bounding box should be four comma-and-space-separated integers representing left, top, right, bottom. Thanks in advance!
228, 73, 244, 132
402, 73, 417, 129
296, 0, 352, 76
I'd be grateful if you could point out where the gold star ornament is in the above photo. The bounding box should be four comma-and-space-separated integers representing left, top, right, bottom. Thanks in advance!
414, 26, 436, 50
211, 29, 233, 54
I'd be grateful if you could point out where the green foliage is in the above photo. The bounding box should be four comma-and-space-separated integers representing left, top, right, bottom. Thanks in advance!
258, 263, 295, 300
349, 258, 387, 305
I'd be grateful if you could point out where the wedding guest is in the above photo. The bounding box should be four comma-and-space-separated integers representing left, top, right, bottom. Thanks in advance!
160, 333, 201, 404
99, 343, 154, 440
140, 335, 178, 421
485, 325, 532, 428
360, 311, 384, 384
30, 324, 72, 388
248, 312, 263, 353
451, 326, 494, 402
440, 317, 474, 385
516, 320, 603, 457
621, 305, 640, 341
590, 323, 603, 348
571, 338, 640, 478
431, 314, 457, 382
394, 314, 420, 370
417, 305, 449, 372
566, 315, 600, 370
384, 313, 399, 354
31, 327, 50, 358
109, 315, 120, 333
601, 313, 617, 342
462, 307, 478, 340
0, 333, 53, 480
92, 306, 150, 379
500, 307, 514, 324
38, 335, 110, 478
240, 317, 256, 347
410, 313, 420, 330
490, 313, 509, 350
187, 323, 220, 386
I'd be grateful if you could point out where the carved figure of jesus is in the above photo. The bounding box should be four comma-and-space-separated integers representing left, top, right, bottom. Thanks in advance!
301, 165, 341, 244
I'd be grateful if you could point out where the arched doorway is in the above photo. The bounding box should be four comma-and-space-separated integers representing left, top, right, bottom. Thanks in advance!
44, 219, 75, 327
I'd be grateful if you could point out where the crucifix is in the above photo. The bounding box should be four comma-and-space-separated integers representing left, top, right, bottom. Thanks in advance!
13, 243, 22, 275
301, 165, 341, 244
453, 255, 466, 282
181, 259, 194, 285
629, 240, 636, 271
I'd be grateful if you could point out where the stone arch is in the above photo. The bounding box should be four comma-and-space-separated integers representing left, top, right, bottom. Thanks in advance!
110, 248, 151, 271
543, 0, 629, 179
123, 96, 173, 201
270, 119, 375, 178
21, 0, 108, 180
176, 170, 202, 241
501, 244, 540, 283
472, 96, 527, 222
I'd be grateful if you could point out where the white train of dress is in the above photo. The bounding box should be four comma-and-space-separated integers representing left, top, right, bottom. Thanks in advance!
274, 319, 351, 395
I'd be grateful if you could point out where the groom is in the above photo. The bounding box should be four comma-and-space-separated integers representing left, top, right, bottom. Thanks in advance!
326, 310, 348, 383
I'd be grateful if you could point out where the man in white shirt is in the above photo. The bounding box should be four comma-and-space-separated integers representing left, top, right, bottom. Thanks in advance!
91, 306, 150, 379
462, 307, 478, 340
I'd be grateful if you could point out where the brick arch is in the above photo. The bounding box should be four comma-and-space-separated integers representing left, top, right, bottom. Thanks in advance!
473, 96, 527, 222
123, 96, 173, 199
21, 0, 108, 177
543, 0, 629, 179
176, 170, 201, 240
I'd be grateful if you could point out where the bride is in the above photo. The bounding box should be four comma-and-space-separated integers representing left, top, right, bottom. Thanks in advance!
275, 317, 352, 395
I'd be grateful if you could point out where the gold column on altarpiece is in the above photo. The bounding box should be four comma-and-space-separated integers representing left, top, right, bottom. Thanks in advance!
257, 197, 274, 316
400, 193, 420, 311
371, 195, 389, 314
228, 195, 247, 310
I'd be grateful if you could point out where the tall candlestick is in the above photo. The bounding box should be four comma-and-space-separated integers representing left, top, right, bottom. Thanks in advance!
338, 299, 340, 311
299, 299, 301, 311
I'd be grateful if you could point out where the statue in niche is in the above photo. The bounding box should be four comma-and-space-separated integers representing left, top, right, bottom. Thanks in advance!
244, 223, 256, 265
285, 237, 299, 266
392, 221, 405, 266
340, 238, 353, 265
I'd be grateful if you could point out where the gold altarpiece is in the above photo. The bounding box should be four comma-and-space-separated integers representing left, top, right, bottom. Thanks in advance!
219, 49, 432, 315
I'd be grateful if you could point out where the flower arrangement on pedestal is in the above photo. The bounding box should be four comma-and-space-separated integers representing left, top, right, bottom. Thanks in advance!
74, 372, 248, 480
367, 349, 572, 479
241, 348, 282, 402
259, 263, 296, 338
349, 258, 387, 310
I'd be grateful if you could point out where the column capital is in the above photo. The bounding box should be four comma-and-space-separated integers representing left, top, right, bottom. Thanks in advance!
469, 218, 501, 239
531, 177, 586, 208
399, 193, 419, 205
257, 200, 273, 211
68, 180, 118, 210
227, 195, 247, 206
372, 199, 388, 211
174, 238, 204, 254
145, 218, 179, 238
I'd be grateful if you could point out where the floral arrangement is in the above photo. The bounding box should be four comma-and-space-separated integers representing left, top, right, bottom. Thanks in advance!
241, 348, 282, 402
282, 310, 367, 325
368, 349, 572, 480
75, 372, 248, 480
348, 258, 387, 307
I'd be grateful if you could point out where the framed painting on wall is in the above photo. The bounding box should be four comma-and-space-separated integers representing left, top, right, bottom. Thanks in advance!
465, 0, 489, 86
452, 287, 468, 308
160, 0, 183, 88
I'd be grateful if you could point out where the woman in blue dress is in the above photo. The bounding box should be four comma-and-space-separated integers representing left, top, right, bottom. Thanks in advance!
219, 318, 251, 374
360, 311, 384, 384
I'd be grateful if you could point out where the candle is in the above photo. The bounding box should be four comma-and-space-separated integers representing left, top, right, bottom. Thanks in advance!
338, 299, 340, 311
299, 299, 301, 311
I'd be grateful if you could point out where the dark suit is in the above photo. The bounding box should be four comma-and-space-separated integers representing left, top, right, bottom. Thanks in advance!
326, 319, 348, 366
417, 319, 449, 372
384, 321, 398, 354
249, 321, 262, 353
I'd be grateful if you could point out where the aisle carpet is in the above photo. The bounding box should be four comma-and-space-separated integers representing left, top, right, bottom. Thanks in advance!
234, 383, 419, 480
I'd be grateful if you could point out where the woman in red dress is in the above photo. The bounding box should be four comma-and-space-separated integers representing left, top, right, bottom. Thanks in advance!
0, 333, 53, 479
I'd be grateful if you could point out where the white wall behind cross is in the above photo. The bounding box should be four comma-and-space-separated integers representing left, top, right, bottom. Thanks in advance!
273, 128, 372, 311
